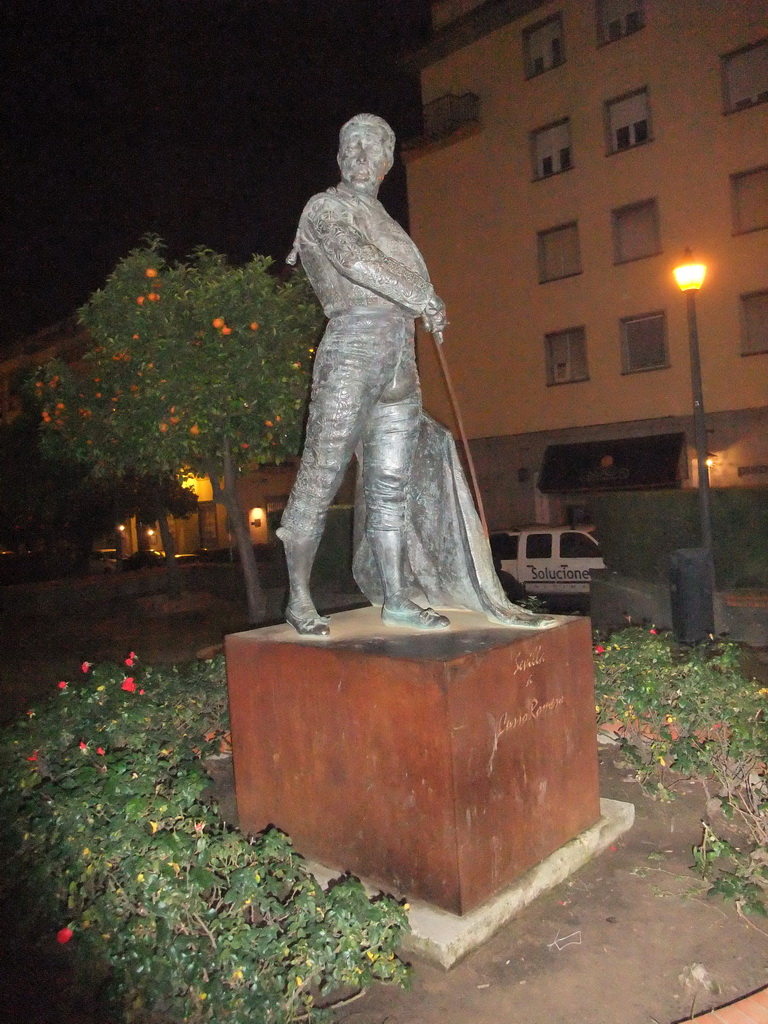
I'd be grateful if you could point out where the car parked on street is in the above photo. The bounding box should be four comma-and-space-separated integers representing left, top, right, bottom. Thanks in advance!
490, 525, 605, 610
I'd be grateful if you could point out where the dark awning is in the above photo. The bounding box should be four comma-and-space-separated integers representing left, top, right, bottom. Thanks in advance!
538, 433, 685, 493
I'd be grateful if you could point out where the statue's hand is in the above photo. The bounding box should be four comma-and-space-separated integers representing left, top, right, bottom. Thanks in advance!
422, 292, 448, 335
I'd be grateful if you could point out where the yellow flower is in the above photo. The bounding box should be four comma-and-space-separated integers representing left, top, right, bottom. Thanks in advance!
149, 821, 160, 834
137, 872, 145, 882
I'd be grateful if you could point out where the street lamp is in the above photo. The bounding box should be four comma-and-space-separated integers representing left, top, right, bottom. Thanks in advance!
671, 251, 714, 641
673, 252, 712, 553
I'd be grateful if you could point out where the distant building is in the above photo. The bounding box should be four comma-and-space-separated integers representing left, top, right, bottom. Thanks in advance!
403, 0, 768, 528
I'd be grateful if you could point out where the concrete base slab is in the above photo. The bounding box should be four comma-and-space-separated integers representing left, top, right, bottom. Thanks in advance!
307, 796, 634, 970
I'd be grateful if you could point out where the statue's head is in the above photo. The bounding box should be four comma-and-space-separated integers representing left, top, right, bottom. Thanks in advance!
337, 113, 395, 195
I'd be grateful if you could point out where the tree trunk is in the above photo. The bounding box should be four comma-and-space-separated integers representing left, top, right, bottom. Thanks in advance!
149, 480, 182, 600
208, 447, 266, 625
156, 508, 182, 600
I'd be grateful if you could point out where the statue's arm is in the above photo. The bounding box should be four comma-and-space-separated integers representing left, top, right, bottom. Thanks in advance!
311, 204, 438, 316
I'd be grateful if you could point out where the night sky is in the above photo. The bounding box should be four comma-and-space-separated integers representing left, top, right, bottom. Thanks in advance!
2, 0, 431, 346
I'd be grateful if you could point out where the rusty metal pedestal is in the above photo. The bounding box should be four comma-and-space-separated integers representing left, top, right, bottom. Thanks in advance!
225, 608, 600, 917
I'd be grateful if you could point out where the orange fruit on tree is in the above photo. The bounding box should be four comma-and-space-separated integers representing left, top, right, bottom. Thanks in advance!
145, 268, 158, 278
190, 424, 200, 435
137, 296, 145, 305
159, 422, 168, 433
212, 317, 225, 329
148, 292, 160, 302
221, 326, 232, 335
250, 322, 259, 330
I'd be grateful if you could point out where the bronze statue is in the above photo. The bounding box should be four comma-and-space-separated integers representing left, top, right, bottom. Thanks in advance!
279, 114, 554, 637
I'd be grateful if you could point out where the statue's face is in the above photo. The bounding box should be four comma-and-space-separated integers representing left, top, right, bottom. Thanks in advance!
337, 126, 392, 195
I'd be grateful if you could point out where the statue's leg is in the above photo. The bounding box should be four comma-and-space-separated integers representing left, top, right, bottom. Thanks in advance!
279, 318, 393, 635
275, 526, 330, 636
368, 529, 450, 629
364, 391, 449, 631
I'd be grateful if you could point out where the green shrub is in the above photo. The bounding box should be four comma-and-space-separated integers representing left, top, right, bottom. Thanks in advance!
589, 488, 768, 588
594, 627, 768, 913
0, 655, 410, 1022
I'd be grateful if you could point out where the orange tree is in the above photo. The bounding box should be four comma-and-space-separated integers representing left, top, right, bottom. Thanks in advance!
37, 237, 323, 622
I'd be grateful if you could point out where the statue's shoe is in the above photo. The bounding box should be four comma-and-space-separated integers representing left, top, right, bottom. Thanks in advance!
381, 602, 450, 630
285, 605, 331, 637
493, 608, 558, 629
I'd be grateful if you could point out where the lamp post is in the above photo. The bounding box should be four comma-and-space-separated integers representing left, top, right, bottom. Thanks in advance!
671, 252, 715, 641
673, 253, 712, 553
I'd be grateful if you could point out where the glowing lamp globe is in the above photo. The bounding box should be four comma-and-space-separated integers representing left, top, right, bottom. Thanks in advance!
673, 260, 707, 292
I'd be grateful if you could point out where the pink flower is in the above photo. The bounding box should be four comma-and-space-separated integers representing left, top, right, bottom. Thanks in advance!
139, 689, 145, 695
27, 750, 39, 762
649, 628, 657, 635
56, 927, 74, 944
58, 681, 68, 690
81, 662, 92, 674
97, 747, 105, 756
122, 678, 136, 692
594, 645, 606, 654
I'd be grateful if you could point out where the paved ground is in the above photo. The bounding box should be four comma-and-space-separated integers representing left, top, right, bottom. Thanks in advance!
2, 584, 768, 1024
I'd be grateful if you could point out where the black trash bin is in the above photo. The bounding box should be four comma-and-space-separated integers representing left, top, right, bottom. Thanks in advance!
669, 547, 714, 644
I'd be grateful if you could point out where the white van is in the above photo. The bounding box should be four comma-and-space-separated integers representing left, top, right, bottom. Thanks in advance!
489, 526, 605, 600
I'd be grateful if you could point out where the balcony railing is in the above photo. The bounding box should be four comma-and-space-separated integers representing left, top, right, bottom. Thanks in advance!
402, 92, 481, 158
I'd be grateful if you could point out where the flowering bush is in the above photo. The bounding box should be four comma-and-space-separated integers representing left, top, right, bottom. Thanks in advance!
593, 628, 768, 914
0, 655, 410, 1022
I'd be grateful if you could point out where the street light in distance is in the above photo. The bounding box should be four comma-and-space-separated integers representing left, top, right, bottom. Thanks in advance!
671, 250, 714, 641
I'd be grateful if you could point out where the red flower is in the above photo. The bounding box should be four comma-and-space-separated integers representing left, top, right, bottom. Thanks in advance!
27, 750, 38, 762
649, 628, 657, 635
97, 747, 105, 756
81, 661, 92, 674
58, 681, 68, 690
139, 689, 145, 695
56, 928, 74, 944
79, 741, 88, 751
594, 645, 606, 654
125, 651, 136, 667
122, 678, 136, 692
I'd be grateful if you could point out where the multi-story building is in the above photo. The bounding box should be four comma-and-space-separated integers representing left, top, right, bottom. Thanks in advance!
403, 0, 768, 528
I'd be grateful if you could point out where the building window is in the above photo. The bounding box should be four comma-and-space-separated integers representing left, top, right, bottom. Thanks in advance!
606, 89, 650, 153
731, 166, 768, 234
741, 290, 768, 355
612, 198, 661, 263
538, 222, 581, 282
722, 39, 768, 112
545, 327, 589, 385
621, 312, 668, 373
597, 0, 645, 43
532, 119, 572, 179
523, 14, 564, 78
